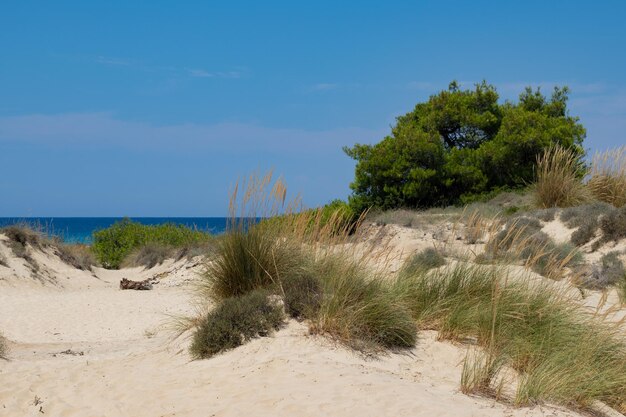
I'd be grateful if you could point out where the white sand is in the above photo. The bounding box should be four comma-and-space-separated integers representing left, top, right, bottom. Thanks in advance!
0, 227, 623, 417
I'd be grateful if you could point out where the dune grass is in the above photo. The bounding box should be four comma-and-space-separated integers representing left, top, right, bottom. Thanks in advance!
309, 254, 417, 351
400, 247, 446, 276
533, 145, 589, 208
588, 146, 626, 207
393, 263, 626, 411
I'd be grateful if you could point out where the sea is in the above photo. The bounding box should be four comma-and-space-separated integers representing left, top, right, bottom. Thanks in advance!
0, 217, 229, 244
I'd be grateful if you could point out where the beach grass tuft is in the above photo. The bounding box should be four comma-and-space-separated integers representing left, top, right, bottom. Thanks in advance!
533, 145, 589, 208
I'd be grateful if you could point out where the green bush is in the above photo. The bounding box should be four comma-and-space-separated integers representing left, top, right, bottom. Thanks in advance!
190, 289, 285, 359
91, 218, 212, 269
344, 82, 585, 212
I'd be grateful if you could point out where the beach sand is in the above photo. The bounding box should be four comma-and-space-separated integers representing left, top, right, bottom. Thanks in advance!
0, 221, 623, 417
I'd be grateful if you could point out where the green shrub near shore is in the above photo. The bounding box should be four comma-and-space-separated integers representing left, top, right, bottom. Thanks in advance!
92, 218, 212, 269
0, 333, 7, 358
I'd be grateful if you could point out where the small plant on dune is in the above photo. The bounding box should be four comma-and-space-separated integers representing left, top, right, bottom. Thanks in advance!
560, 201, 613, 228
393, 263, 626, 411
370, 209, 419, 228
533, 145, 589, 208
1, 225, 44, 272
55, 244, 96, 270
400, 247, 446, 276
190, 289, 285, 359
121, 243, 174, 269
310, 254, 417, 351
570, 218, 598, 246
532, 207, 558, 222
580, 251, 626, 289
587, 146, 626, 207
0, 332, 7, 359
598, 205, 626, 243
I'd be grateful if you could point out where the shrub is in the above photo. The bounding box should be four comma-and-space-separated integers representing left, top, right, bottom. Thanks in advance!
190, 289, 285, 359
560, 202, 613, 228
570, 218, 598, 246
533, 145, 589, 208
92, 218, 212, 269
400, 248, 446, 276
581, 252, 625, 289
56, 244, 96, 270
598, 205, 626, 243
310, 255, 416, 351
533, 208, 558, 222
588, 146, 626, 207
393, 264, 626, 410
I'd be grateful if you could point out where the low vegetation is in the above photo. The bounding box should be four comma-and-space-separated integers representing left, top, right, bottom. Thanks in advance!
393, 263, 626, 410
0, 333, 7, 359
55, 244, 96, 270
587, 146, 626, 207
533, 145, 589, 208
92, 218, 212, 269
399, 247, 446, 275
190, 289, 285, 359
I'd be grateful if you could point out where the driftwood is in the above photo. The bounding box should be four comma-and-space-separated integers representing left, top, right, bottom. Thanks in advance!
119, 278, 154, 290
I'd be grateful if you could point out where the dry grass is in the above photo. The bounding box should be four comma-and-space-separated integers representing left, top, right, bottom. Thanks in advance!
56, 244, 96, 270
588, 146, 626, 207
533, 145, 589, 208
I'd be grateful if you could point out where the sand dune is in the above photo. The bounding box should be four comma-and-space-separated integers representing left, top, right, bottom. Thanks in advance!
0, 223, 624, 417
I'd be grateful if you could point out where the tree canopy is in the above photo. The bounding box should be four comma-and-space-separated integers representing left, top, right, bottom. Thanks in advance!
344, 81, 586, 212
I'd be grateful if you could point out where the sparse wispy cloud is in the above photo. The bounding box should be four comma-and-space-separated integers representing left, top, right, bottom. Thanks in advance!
92, 55, 244, 80
308, 83, 338, 92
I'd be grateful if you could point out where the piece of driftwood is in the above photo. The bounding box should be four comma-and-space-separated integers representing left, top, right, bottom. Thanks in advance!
119, 278, 153, 290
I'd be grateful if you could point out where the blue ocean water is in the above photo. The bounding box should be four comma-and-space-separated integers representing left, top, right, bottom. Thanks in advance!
0, 217, 229, 244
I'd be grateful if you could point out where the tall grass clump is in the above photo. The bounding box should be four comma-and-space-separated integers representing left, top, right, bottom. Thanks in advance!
92, 218, 212, 269
393, 263, 626, 411
190, 289, 285, 359
310, 254, 416, 351
588, 146, 626, 207
533, 145, 589, 208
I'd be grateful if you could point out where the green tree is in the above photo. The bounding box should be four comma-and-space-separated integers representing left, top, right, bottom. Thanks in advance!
344, 82, 585, 212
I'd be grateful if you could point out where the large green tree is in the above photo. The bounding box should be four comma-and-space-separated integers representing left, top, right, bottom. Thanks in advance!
344, 82, 586, 212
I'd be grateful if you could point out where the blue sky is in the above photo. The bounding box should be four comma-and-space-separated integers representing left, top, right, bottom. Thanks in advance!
1, 1, 625, 216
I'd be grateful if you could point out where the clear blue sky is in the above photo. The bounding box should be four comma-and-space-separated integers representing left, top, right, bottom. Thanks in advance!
1, 1, 625, 216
